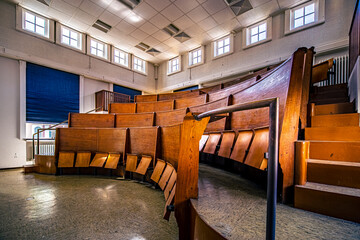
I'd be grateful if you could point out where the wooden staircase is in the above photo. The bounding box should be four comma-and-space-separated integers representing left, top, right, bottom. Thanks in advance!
294, 83, 360, 223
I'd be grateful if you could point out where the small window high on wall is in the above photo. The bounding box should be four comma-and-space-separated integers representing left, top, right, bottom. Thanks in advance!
133, 56, 147, 74
212, 34, 234, 59
243, 18, 272, 49
113, 84, 141, 102
168, 56, 181, 75
26, 63, 79, 123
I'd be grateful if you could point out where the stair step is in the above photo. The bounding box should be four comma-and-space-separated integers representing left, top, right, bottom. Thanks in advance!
312, 84, 348, 93
23, 165, 38, 173
312, 113, 360, 127
295, 182, 360, 223
309, 141, 360, 163
314, 102, 354, 115
310, 97, 349, 105
310, 91, 348, 100
307, 159, 360, 188
305, 127, 360, 141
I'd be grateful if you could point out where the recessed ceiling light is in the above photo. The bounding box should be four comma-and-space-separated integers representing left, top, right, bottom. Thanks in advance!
173, 32, 190, 43
163, 24, 180, 36
224, 0, 253, 16
36, 0, 51, 6
135, 42, 150, 51
146, 48, 161, 56
92, 20, 112, 33
117, 0, 142, 10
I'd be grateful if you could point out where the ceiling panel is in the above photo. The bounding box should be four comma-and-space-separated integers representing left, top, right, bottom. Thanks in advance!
161, 4, 184, 22
79, 0, 104, 17
139, 22, 159, 35
174, 0, 199, 14
133, 2, 157, 20
173, 15, 194, 30
201, 0, 228, 15
115, 20, 136, 34
187, 5, 209, 23
99, 10, 122, 27
130, 28, 150, 41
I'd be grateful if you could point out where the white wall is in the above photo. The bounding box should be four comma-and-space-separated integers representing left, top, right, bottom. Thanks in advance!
0, 56, 26, 168
157, 0, 356, 92
0, 1, 156, 93
82, 77, 111, 113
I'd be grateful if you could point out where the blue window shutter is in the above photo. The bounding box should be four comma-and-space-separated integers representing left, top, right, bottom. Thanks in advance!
113, 84, 141, 102
173, 85, 199, 92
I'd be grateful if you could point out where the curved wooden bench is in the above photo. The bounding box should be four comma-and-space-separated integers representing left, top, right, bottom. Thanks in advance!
174, 94, 208, 109
115, 112, 154, 127
68, 113, 115, 128
155, 108, 188, 126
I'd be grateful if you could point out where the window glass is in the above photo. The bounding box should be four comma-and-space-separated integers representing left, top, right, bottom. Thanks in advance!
214, 36, 231, 57
23, 11, 48, 37
114, 48, 129, 67
90, 39, 107, 59
293, 3, 315, 29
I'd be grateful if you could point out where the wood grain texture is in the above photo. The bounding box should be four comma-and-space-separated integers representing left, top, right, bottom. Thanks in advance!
295, 141, 309, 185
58, 152, 75, 168
115, 112, 154, 127
104, 153, 121, 169
128, 127, 157, 160
309, 141, 360, 162
68, 113, 115, 128
175, 95, 207, 109
75, 151, 91, 167
175, 113, 209, 240
163, 184, 176, 221
155, 108, 188, 126
109, 103, 136, 113
230, 130, 254, 162
35, 155, 56, 174
314, 102, 354, 115
136, 100, 174, 113
312, 59, 333, 84
135, 94, 157, 102
203, 133, 221, 154
150, 159, 166, 183
90, 152, 108, 167
125, 154, 138, 172
164, 170, 177, 201
135, 155, 152, 175
158, 164, 174, 190
312, 113, 360, 127
244, 127, 269, 170
158, 91, 200, 101
97, 129, 126, 154
159, 124, 181, 169
218, 131, 235, 158
58, 128, 97, 152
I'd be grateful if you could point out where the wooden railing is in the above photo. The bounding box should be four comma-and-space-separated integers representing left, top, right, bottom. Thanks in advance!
95, 90, 131, 111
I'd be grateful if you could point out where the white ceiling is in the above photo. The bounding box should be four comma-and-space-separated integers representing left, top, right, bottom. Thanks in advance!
13, 0, 307, 63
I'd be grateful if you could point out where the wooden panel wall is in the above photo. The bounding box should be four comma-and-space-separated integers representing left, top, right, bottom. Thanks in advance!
175, 95, 208, 109
109, 103, 136, 113
128, 127, 158, 162
68, 113, 115, 128
155, 108, 188, 126
136, 100, 174, 113
158, 124, 181, 168
115, 113, 154, 127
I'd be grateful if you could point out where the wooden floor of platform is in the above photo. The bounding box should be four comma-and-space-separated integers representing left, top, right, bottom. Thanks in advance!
192, 164, 360, 240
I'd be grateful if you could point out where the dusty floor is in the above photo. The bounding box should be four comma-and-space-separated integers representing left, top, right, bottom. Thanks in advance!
0, 169, 178, 240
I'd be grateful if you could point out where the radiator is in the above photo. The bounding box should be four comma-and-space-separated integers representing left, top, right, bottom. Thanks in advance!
316, 55, 349, 87
35, 143, 55, 156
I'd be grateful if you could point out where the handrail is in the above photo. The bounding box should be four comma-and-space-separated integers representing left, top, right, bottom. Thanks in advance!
32, 106, 102, 158
193, 97, 279, 240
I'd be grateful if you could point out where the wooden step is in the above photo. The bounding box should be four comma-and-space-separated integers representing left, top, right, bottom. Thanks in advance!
295, 182, 360, 223
310, 90, 348, 100
305, 127, 360, 141
312, 84, 348, 93
307, 159, 360, 188
309, 141, 360, 163
312, 113, 360, 127
23, 165, 38, 173
314, 102, 354, 115
310, 97, 349, 105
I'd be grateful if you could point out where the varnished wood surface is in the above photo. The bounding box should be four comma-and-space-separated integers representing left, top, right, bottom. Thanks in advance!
244, 127, 269, 170
312, 59, 333, 84
163, 183, 176, 221
150, 159, 166, 183
134, 94, 157, 102
109, 103, 136, 113
68, 113, 115, 128
159, 124, 181, 169
155, 108, 188, 126
90, 153, 108, 167
125, 154, 138, 172
158, 164, 174, 190
58, 128, 98, 152
75, 151, 91, 167
175, 95, 207, 109
217, 131, 235, 158
104, 153, 121, 169
35, 155, 56, 174
203, 133, 221, 154
314, 102, 355, 115
135, 155, 152, 175
136, 100, 174, 113
295, 141, 309, 185
97, 129, 126, 156
164, 170, 177, 200
230, 130, 253, 162
58, 152, 75, 168
158, 91, 199, 101
115, 112, 154, 127
128, 127, 158, 161
312, 113, 360, 127
309, 141, 360, 162
305, 126, 360, 141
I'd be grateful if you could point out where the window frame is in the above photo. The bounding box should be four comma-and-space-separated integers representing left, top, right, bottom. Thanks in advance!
167, 56, 181, 75
188, 46, 204, 68
284, 0, 325, 35
16, 6, 55, 42
86, 37, 110, 61
56, 24, 85, 53
212, 34, 234, 59
243, 18, 272, 49
112, 47, 130, 69
132, 55, 147, 75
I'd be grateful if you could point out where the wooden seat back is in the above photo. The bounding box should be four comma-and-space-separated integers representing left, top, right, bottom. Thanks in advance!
135, 155, 152, 175
199, 135, 209, 152
135, 94, 157, 102
217, 131, 236, 158
104, 153, 121, 169
115, 113, 154, 127
174, 95, 207, 109
150, 159, 166, 183
163, 183, 176, 220
109, 103, 136, 113
58, 151, 75, 168
90, 152, 108, 167
158, 91, 200, 101
75, 151, 91, 167
155, 108, 188, 126
312, 58, 333, 84
136, 100, 174, 113
68, 113, 115, 128
125, 154, 138, 172
158, 164, 174, 190
244, 127, 269, 170
159, 124, 181, 169
164, 170, 177, 200
230, 130, 254, 162
203, 133, 221, 154
128, 127, 158, 166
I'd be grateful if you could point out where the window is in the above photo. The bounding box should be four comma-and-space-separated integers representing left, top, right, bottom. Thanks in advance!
285, 0, 325, 35
16, 6, 54, 41
212, 34, 234, 59
113, 48, 129, 68
168, 56, 181, 75
188, 47, 204, 67
243, 18, 272, 48
133, 56, 147, 74
88, 38, 109, 60
61, 26, 82, 50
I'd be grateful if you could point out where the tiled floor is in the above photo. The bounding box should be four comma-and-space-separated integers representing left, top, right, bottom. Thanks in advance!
0, 169, 178, 240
